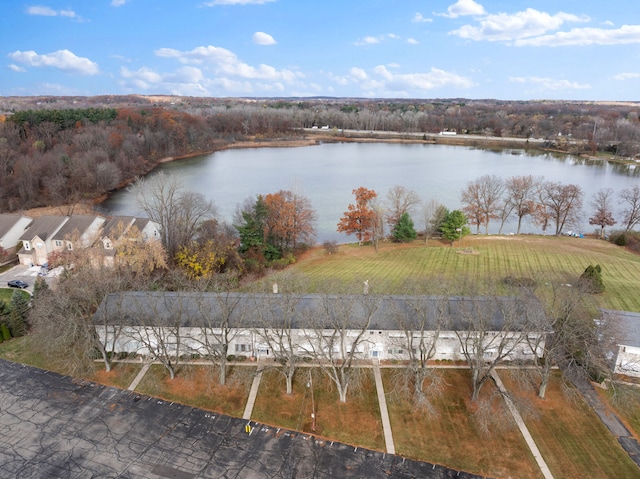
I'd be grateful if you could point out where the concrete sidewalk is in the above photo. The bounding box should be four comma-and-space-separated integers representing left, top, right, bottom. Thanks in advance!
373, 364, 396, 455
243, 362, 265, 420
491, 370, 554, 479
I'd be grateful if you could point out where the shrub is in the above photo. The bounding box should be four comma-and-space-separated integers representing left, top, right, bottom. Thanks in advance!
323, 240, 338, 255
0, 322, 11, 341
579, 264, 605, 293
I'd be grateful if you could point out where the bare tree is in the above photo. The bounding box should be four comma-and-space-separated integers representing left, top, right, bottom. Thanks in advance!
461, 175, 505, 234
191, 292, 244, 386
454, 295, 535, 401
302, 294, 381, 403
421, 199, 447, 243
390, 289, 451, 413
254, 292, 305, 395
589, 188, 616, 238
539, 181, 583, 235
386, 185, 420, 227
619, 185, 640, 232
505, 175, 540, 234
370, 197, 386, 252
132, 172, 216, 259
123, 293, 191, 379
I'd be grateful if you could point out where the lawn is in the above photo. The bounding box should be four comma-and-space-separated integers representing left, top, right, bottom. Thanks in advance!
290, 235, 640, 312
382, 367, 543, 478
134, 364, 255, 417
0, 336, 49, 369
0, 287, 29, 303
499, 370, 640, 479
251, 366, 385, 451
597, 382, 640, 441
89, 362, 143, 390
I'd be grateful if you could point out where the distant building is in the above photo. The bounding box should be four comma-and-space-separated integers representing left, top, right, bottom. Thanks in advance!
0, 214, 32, 260
603, 309, 640, 377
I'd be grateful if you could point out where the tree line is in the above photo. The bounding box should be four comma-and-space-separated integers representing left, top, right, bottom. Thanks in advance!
336, 180, 640, 247
3, 97, 640, 213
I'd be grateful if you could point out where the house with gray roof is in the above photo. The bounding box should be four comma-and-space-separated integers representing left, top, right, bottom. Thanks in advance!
51, 214, 105, 252
17, 215, 69, 266
93, 291, 547, 363
0, 214, 32, 261
602, 309, 640, 377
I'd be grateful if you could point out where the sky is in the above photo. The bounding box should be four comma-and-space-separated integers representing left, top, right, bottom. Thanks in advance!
2, 0, 640, 101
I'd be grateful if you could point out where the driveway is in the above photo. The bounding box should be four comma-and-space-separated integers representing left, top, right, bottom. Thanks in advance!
0, 264, 59, 294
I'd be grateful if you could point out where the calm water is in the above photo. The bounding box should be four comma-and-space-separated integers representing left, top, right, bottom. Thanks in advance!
100, 143, 640, 243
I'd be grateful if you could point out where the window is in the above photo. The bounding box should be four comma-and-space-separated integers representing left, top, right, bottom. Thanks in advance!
235, 344, 249, 353
67, 242, 73, 250
55, 240, 62, 247
388, 348, 404, 355
24, 242, 30, 251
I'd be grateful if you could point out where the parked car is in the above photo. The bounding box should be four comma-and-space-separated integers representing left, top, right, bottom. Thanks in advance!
7, 280, 28, 289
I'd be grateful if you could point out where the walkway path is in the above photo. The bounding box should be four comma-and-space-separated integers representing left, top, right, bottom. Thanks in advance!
373, 364, 396, 454
127, 361, 151, 391
491, 370, 554, 479
243, 361, 265, 420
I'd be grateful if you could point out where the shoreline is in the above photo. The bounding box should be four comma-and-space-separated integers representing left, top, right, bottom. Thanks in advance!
82, 130, 635, 214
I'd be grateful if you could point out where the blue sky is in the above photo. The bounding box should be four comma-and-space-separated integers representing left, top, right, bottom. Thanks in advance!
2, 0, 640, 100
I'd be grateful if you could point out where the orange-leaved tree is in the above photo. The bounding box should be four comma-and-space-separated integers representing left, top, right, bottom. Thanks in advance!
265, 190, 316, 251
337, 187, 377, 245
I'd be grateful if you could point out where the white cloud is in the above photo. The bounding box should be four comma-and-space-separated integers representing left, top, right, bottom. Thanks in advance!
203, 0, 275, 5
515, 24, 640, 47
156, 45, 302, 82
407, 38, 419, 44
8, 49, 99, 75
438, 0, 485, 19
27, 5, 80, 19
8, 64, 26, 72
355, 33, 399, 46
111, 0, 128, 6
252, 31, 276, 45
333, 65, 474, 95
614, 72, 640, 80
412, 13, 432, 23
451, 8, 588, 42
509, 76, 590, 90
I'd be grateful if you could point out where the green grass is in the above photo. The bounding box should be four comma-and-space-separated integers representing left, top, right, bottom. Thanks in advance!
0, 287, 30, 303
382, 368, 543, 478
0, 336, 48, 369
292, 236, 640, 311
500, 370, 640, 479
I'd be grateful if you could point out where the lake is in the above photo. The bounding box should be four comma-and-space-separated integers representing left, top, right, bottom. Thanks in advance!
99, 142, 640, 243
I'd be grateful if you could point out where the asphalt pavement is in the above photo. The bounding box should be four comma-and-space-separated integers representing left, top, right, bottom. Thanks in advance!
0, 359, 482, 479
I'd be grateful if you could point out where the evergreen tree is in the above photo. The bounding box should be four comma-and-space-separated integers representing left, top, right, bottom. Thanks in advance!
32, 276, 50, 302
579, 264, 605, 293
392, 212, 417, 242
440, 210, 470, 244
9, 290, 30, 337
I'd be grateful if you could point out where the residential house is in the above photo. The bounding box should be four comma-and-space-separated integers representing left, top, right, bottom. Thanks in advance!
0, 214, 33, 261
17, 215, 69, 266
603, 309, 640, 377
93, 292, 547, 363
51, 215, 106, 254
100, 216, 161, 266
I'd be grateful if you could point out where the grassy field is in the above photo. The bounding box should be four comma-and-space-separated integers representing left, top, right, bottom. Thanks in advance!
289, 235, 640, 312
500, 370, 640, 479
382, 368, 543, 478
252, 367, 385, 451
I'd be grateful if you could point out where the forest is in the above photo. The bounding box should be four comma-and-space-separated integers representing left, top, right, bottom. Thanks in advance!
1, 95, 640, 215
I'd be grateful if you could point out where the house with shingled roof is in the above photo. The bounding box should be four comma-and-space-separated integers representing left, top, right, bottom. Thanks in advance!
0, 214, 33, 262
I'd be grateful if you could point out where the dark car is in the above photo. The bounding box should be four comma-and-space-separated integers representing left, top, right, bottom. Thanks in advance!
7, 280, 28, 289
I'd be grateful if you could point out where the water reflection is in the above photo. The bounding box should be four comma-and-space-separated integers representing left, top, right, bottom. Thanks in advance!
100, 143, 640, 243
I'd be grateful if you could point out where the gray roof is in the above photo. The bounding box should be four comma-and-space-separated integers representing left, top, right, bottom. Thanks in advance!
52, 215, 104, 241
93, 292, 545, 331
101, 216, 135, 239
602, 309, 640, 348
0, 214, 31, 238
20, 215, 68, 241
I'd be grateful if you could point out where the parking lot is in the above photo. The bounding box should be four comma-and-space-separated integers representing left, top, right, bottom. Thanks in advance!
0, 264, 59, 293
0, 359, 479, 479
